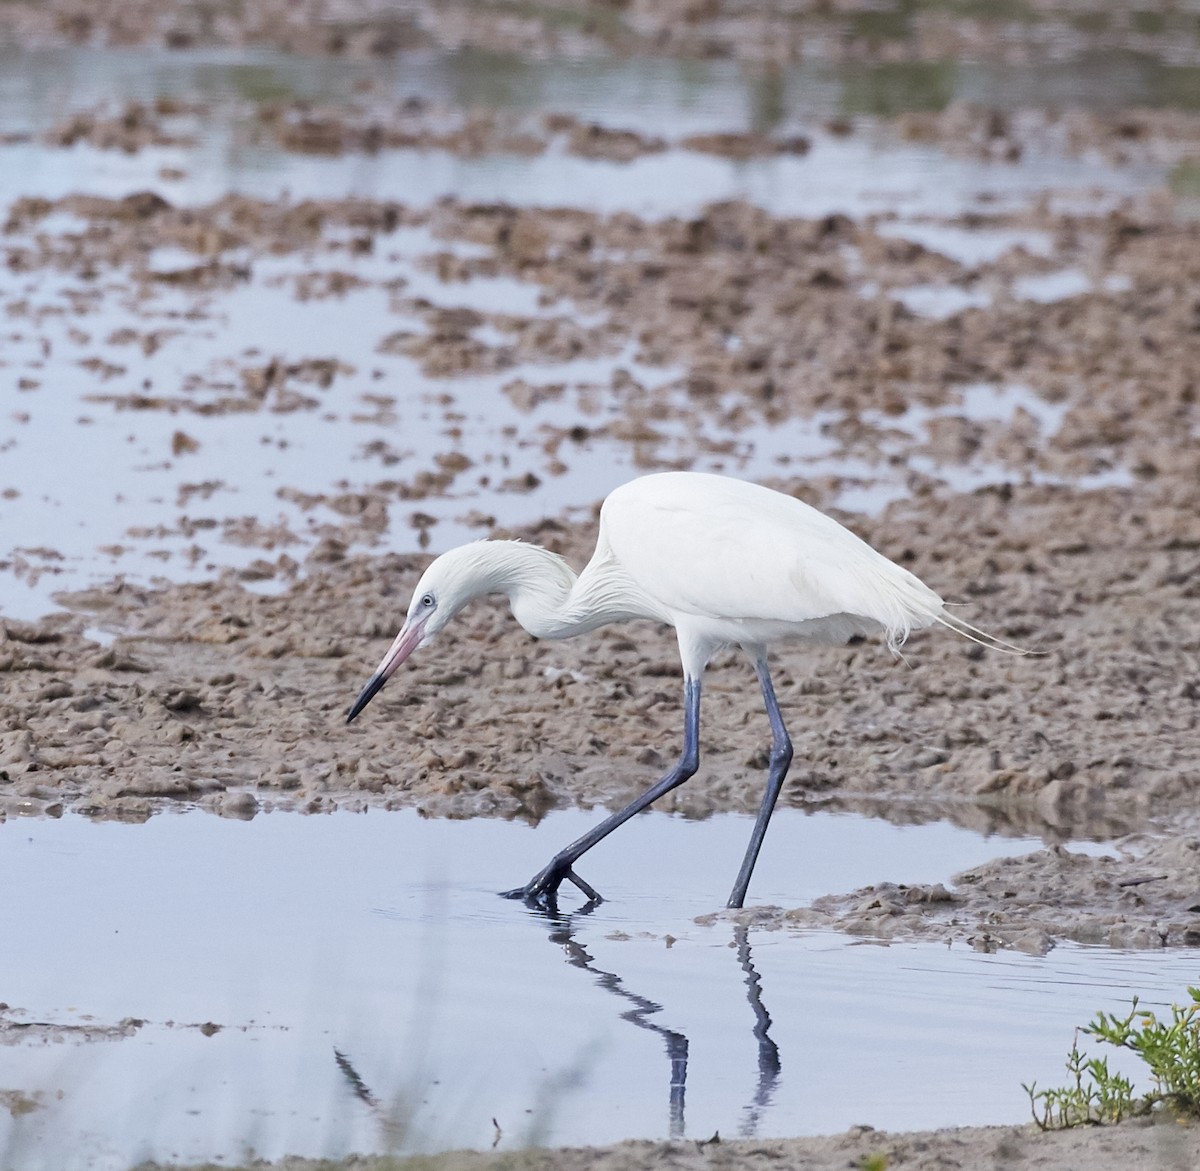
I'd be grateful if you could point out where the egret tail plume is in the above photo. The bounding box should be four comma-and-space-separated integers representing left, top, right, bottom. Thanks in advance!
935, 609, 1036, 656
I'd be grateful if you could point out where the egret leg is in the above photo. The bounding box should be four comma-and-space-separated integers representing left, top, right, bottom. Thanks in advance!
502, 677, 702, 908
726, 658, 793, 909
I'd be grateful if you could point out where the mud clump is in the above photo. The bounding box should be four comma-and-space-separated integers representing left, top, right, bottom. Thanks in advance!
725, 837, 1200, 954
42, 99, 197, 153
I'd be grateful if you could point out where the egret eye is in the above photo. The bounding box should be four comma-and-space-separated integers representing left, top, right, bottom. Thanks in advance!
421, 593, 435, 608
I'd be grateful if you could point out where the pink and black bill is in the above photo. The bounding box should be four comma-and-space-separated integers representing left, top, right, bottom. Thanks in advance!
345, 618, 427, 723
346, 672, 387, 723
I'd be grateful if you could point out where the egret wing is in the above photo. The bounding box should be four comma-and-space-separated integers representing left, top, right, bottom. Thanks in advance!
601, 473, 941, 637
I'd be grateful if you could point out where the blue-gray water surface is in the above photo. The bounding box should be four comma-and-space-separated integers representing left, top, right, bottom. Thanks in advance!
0, 808, 1195, 1170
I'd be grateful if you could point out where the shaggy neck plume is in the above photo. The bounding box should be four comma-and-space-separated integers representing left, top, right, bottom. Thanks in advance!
453, 540, 659, 642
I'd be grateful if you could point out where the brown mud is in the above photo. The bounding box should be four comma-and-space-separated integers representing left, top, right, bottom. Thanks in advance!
148, 1116, 1200, 1171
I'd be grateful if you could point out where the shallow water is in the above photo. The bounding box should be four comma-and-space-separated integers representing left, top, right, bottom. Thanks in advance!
0, 47, 1162, 215
0, 44, 1172, 618
2, 44, 1197, 133
0, 128, 1147, 221
0, 807, 1193, 1169
0, 215, 1136, 620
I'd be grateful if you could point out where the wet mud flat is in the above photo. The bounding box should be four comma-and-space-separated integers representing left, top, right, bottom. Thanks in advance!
2, 4, 1200, 1169
4, 185, 1200, 953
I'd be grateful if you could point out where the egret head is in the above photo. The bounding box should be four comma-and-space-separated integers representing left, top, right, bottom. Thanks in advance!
345, 543, 500, 723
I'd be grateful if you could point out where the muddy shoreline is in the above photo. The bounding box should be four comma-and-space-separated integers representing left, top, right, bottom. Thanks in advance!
150, 1116, 1200, 1171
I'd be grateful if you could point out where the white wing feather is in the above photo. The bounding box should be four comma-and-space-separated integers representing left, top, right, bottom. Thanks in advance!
601, 473, 945, 649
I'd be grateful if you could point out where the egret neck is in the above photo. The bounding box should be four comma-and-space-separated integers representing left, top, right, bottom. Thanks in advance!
446, 539, 669, 641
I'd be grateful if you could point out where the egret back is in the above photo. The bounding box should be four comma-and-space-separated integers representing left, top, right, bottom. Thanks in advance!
600, 472, 945, 651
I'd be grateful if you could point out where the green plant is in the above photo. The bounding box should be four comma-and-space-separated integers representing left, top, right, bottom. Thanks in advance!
1025, 986, 1200, 1129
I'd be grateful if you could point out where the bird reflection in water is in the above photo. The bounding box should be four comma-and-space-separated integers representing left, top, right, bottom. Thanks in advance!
734, 925, 781, 1138
533, 904, 781, 1140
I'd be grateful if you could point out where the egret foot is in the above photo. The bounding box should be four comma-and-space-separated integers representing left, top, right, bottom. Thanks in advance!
501, 862, 602, 907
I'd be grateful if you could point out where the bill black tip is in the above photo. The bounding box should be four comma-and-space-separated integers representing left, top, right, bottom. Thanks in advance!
346, 672, 386, 724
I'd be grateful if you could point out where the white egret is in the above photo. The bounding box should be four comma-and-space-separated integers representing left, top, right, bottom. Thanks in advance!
346, 471, 1021, 909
